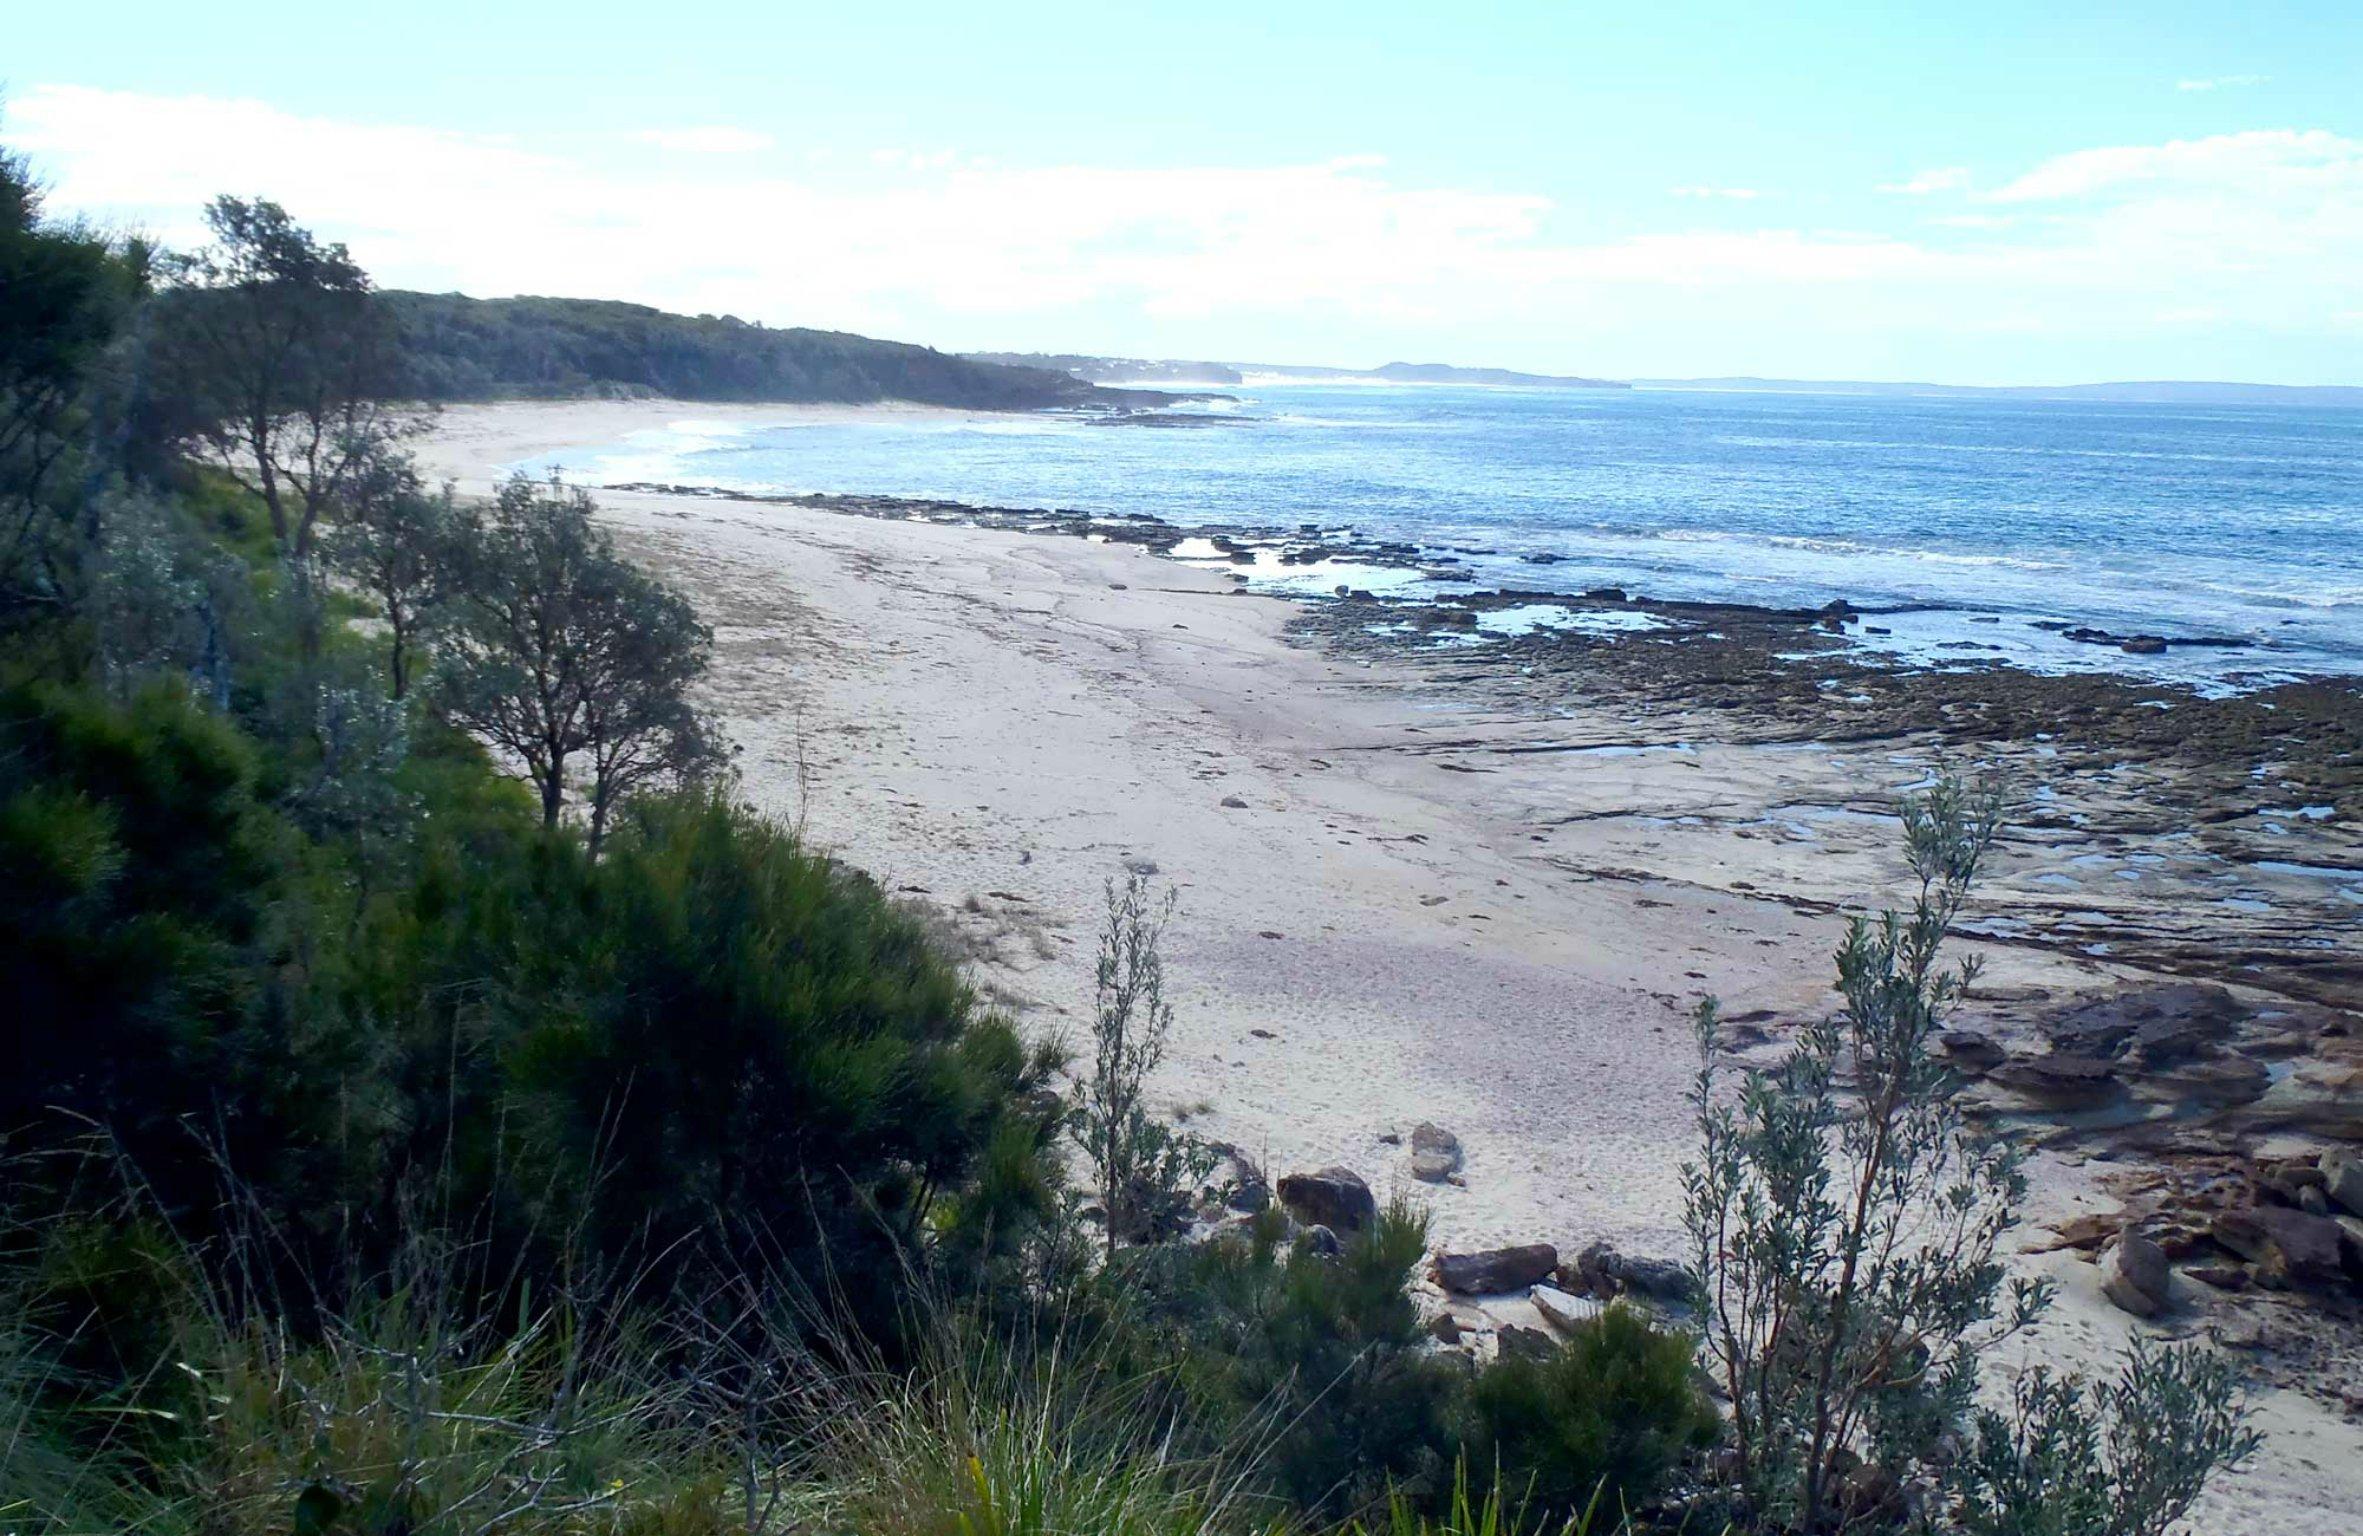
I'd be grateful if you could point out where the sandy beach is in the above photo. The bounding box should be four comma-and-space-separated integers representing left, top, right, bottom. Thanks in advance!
419, 399, 2362, 1533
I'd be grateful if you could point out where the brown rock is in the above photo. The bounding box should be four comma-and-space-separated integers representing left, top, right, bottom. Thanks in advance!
1409, 1123, 1463, 1183
1573, 1240, 1700, 1304
1530, 1283, 1602, 1335
2332, 1215, 2363, 1280
1276, 1167, 1376, 1234
1990, 1053, 2122, 1105
2242, 1060, 2363, 1141
1939, 1030, 2006, 1071
2325, 1148, 2363, 1219
1434, 1243, 1559, 1296
2100, 1232, 2171, 1317
2145, 1218, 2217, 1260
2031, 1213, 2119, 1253
2133, 1055, 2270, 1108
2211, 1206, 2347, 1288
2041, 983, 2243, 1063
2262, 1161, 2328, 1204
2186, 1263, 2250, 1292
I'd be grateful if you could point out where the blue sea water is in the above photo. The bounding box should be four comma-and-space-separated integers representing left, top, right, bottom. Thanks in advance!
520, 384, 2363, 688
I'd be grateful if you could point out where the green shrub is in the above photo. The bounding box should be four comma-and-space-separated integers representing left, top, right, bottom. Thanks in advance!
1116, 1201, 1466, 1521
0, 674, 1064, 1324
0, 680, 285, 1178
1951, 1337, 2262, 1536
1467, 1304, 1715, 1522
486, 792, 1064, 1308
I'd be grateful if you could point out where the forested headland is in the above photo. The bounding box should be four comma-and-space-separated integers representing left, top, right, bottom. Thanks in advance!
381, 291, 1172, 409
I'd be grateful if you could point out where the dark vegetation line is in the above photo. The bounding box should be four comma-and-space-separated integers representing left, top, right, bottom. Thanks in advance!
1, 130, 2263, 1536
380, 290, 1180, 410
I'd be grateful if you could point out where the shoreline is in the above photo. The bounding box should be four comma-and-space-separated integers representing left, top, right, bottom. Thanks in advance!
414, 399, 2362, 1533
582, 477, 2361, 1008
602, 477, 2307, 677
453, 393, 2363, 691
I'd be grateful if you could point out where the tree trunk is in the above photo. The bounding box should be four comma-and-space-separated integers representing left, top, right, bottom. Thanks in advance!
253, 417, 289, 547
587, 785, 611, 860
386, 607, 410, 700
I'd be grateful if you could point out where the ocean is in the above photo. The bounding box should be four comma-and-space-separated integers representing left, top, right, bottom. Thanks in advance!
517, 384, 2363, 690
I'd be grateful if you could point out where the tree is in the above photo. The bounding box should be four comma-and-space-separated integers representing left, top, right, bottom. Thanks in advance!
1069, 870, 1211, 1261
1683, 778, 2257, 1533
322, 448, 456, 699
1684, 777, 2038, 1531
438, 473, 713, 838
579, 559, 720, 855
157, 197, 406, 561
0, 134, 144, 621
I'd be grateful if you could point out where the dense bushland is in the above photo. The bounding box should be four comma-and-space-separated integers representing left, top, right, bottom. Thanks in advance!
375, 290, 1128, 410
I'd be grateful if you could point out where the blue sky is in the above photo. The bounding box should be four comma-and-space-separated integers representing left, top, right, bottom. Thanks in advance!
8, 2, 2360, 383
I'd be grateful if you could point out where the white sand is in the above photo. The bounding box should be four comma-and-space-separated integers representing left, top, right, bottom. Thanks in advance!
417, 400, 2361, 1533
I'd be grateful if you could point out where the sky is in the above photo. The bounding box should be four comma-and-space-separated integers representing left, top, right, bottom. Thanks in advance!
6, 2, 2361, 384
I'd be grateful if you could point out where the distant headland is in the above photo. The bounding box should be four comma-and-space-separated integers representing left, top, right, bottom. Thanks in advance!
966, 353, 1630, 390
1632, 376, 2363, 408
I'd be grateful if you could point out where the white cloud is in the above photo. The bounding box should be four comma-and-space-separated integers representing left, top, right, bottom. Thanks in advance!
5, 85, 2357, 362
637, 127, 776, 154
1669, 185, 1760, 200
1985, 128, 2356, 203
869, 148, 959, 170
1878, 167, 1970, 195
2176, 74, 2267, 92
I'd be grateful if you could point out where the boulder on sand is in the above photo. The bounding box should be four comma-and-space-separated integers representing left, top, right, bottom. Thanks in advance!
1410, 1123, 1463, 1182
1530, 1283, 1602, 1334
2099, 1231, 2172, 1317
1206, 1141, 1270, 1214
1434, 1243, 1558, 1296
1277, 1166, 1376, 1234
1570, 1240, 1700, 1305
